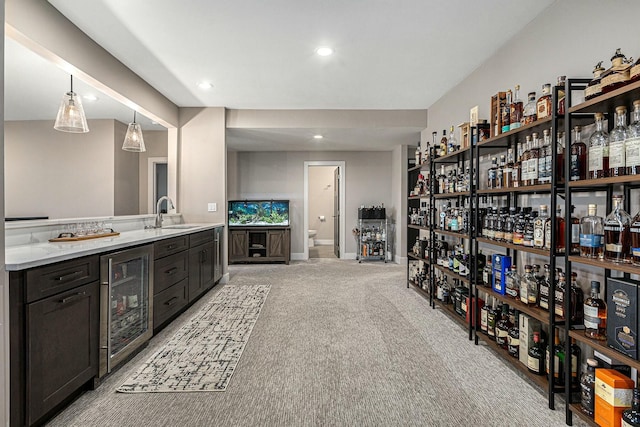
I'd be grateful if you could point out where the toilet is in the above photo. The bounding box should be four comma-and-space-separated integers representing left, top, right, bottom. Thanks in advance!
308, 230, 317, 247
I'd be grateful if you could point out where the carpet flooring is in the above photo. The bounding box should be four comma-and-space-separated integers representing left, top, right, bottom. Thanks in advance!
47, 259, 578, 427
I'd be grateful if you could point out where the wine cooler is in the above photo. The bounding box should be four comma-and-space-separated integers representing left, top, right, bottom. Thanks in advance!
99, 244, 154, 377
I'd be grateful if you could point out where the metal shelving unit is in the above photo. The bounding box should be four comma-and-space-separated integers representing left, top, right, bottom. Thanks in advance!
357, 218, 388, 263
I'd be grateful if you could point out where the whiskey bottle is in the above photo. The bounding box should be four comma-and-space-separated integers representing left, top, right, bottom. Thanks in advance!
521, 135, 532, 186
507, 310, 520, 358
504, 148, 514, 188
504, 207, 516, 244
554, 271, 566, 317
527, 331, 545, 376
570, 205, 581, 254
580, 358, 599, 416
521, 265, 539, 306
546, 205, 565, 253
487, 301, 500, 340
494, 207, 506, 241
538, 129, 552, 184
533, 205, 548, 248
502, 90, 512, 134
604, 194, 632, 263
588, 113, 610, 179
527, 132, 540, 186
546, 328, 565, 387
523, 91, 537, 125
570, 272, 584, 326
570, 338, 582, 398
440, 129, 447, 157
557, 130, 565, 184
510, 85, 523, 131
487, 157, 498, 189
609, 106, 628, 176
585, 62, 605, 101
415, 142, 422, 165
512, 142, 523, 187
627, 100, 640, 175
632, 210, 640, 266
523, 210, 536, 247
496, 155, 505, 189
580, 204, 604, 259
584, 280, 607, 341
622, 388, 640, 427
480, 297, 490, 334
512, 208, 525, 245
505, 265, 520, 299
431, 131, 438, 158
536, 83, 553, 120
448, 126, 458, 153
557, 76, 566, 116
570, 125, 587, 181
495, 304, 512, 349
538, 264, 551, 311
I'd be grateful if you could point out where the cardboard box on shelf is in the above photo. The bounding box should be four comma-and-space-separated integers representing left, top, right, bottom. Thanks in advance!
606, 276, 638, 360
594, 368, 634, 427
492, 254, 511, 296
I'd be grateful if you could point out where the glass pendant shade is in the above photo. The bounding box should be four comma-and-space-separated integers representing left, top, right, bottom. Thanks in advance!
54, 76, 89, 133
122, 112, 146, 152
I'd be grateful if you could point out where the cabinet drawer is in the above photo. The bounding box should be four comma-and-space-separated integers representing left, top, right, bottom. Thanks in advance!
26, 256, 99, 303
189, 229, 214, 247
153, 251, 189, 295
154, 235, 189, 259
153, 278, 188, 329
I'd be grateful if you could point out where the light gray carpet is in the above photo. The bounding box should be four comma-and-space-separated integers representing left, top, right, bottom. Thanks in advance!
47, 259, 576, 427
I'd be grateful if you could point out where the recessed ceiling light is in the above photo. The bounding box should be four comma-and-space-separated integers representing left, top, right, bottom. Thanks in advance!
313, 134, 324, 140
83, 94, 98, 101
197, 81, 213, 90
315, 47, 333, 56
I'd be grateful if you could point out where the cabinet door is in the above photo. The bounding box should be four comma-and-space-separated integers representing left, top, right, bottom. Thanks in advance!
153, 250, 189, 295
26, 281, 99, 425
267, 230, 285, 258
188, 242, 214, 302
229, 230, 248, 260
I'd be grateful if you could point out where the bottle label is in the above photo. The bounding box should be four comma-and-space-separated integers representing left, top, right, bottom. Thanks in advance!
626, 136, 640, 167
527, 354, 541, 372
497, 329, 508, 338
555, 289, 564, 316
623, 421, 634, 427
589, 146, 604, 172
506, 286, 518, 298
633, 247, 640, 257
609, 141, 626, 168
580, 233, 603, 248
529, 158, 538, 180
584, 305, 601, 329
538, 157, 545, 181
508, 336, 519, 347
605, 242, 623, 253
570, 154, 580, 180
520, 285, 529, 304
481, 309, 488, 331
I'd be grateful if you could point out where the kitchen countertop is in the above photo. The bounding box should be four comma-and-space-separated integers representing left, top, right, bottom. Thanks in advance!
5, 223, 224, 271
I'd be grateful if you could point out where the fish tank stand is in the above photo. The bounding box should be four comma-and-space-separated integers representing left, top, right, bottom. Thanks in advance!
229, 227, 291, 264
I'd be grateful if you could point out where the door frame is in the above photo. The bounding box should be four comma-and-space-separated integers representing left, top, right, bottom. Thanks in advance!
147, 157, 168, 213
303, 161, 345, 260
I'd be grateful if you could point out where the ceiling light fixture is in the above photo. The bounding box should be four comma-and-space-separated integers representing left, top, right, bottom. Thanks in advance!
54, 75, 89, 133
313, 134, 324, 140
198, 81, 213, 90
122, 111, 146, 152
315, 46, 333, 56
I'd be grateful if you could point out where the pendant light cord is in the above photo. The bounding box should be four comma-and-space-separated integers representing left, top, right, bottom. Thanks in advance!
70, 75, 73, 93
133, 111, 137, 123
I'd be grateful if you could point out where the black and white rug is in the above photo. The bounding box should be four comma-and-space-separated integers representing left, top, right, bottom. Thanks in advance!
117, 284, 270, 393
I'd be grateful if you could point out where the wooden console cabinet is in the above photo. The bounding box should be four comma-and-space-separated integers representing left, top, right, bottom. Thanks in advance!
229, 227, 290, 264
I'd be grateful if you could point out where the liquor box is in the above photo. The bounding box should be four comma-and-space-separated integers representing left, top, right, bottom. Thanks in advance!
457, 122, 470, 149
465, 296, 484, 327
606, 277, 639, 360
518, 313, 541, 367
594, 369, 634, 427
490, 91, 507, 138
492, 254, 511, 295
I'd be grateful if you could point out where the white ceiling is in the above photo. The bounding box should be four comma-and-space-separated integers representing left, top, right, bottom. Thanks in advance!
8, 0, 557, 149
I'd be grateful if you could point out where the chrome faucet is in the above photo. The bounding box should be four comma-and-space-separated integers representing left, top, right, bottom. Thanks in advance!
155, 196, 175, 228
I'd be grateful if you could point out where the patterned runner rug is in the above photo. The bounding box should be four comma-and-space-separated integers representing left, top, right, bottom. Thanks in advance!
117, 284, 270, 393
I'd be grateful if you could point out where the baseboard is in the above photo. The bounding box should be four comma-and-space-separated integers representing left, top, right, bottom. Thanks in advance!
344, 252, 357, 260
314, 239, 334, 246
291, 253, 306, 261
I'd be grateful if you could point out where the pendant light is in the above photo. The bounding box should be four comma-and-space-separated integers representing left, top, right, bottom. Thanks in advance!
54, 75, 89, 133
122, 111, 146, 152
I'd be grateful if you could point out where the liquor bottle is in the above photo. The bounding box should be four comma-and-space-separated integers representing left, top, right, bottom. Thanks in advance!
602, 49, 633, 94
523, 210, 536, 247
604, 194, 632, 263
632, 210, 640, 266
546, 205, 565, 253
505, 265, 520, 299
580, 358, 599, 416
570, 125, 587, 181
504, 207, 516, 243
448, 126, 457, 153
507, 310, 520, 358
521, 265, 538, 306
494, 207, 506, 241
557, 76, 566, 116
570, 338, 582, 397
557, 130, 565, 183
627, 100, 640, 175
527, 331, 545, 376
527, 132, 540, 186
502, 90, 512, 134
622, 388, 640, 427
570, 272, 584, 326
536, 83, 553, 120
480, 297, 490, 334
495, 304, 512, 349
570, 205, 580, 254
504, 148, 514, 188
580, 204, 604, 259
554, 271, 566, 318
512, 208, 525, 245
521, 135, 532, 186
584, 280, 606, 341
546, 328, 565, 387
533, 205, 548, 248
585, 62, 605, 100
510, 85, 523, 131
440, 129, 447, 157
512, 142, 523, 187
588, 112, 609, 179
487, 301, 500, 340
496, 155, 505, 189
523, 92, 537, 125
431, 131, 438, 158
538, 264, 551, 311
609, 106, 629, 176
487, 157, 498, 189
538, 129, 551, 184
415, 142, 422, 165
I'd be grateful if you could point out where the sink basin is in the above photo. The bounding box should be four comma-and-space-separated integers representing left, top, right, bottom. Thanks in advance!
162, 225, 200, 230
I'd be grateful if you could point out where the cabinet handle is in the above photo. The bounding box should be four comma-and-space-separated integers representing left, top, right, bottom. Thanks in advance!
59, 291, 86, 304
166, 244, 176, 250
165, 296, 179, 306
165, 267, 178, 275
201, 249, 207, 263
54, 271, 82, 282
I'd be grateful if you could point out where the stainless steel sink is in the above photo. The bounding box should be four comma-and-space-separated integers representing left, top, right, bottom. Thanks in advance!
162, 225, 200, 230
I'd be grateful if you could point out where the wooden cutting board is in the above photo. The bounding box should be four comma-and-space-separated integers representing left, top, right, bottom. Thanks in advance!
49, 232, 120, 242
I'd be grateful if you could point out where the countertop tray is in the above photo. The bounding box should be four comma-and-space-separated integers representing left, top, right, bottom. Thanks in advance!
49, 232, 120, 242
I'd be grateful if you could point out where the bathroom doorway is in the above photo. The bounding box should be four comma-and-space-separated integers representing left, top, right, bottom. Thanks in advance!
147, 157, 168, 213
303, 161, 345, 260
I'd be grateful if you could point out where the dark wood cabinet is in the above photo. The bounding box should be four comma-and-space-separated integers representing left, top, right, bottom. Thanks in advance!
214, 227, 223, 283
188, 232, 215, 303
228, 227, 290, 264
153, 278, 189, 328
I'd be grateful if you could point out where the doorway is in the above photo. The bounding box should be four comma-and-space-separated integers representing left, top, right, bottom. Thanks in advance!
303, 161, 345, 260
148, 157, 168, 213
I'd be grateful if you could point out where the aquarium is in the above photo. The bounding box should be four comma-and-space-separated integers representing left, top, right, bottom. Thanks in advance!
228, 200, 290, 227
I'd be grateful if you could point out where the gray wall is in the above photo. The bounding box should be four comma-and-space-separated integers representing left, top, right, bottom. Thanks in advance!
138, 130, 169, 213
308, 166, 336, 242
231, 151, 393, 256
114, 120, 140, 216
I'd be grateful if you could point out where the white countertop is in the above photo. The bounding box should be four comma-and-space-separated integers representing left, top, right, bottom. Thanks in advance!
5, 223, 224, 271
